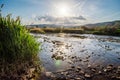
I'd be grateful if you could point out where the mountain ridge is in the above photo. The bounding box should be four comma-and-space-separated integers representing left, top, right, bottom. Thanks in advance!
27, 20, 120, 28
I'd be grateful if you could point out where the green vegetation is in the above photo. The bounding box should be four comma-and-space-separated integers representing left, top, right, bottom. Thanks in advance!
0, 15, 40, 63
29, 20, 120, 36
82, 26, 120, 36
29, 27, 84, 34
0, 4, 40, 79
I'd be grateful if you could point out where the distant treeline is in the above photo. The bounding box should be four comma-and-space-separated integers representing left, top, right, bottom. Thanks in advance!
28, 21, 120, 36
29, 27, 84, 34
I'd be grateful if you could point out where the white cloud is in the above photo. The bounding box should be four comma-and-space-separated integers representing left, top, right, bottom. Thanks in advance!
33, 15, 87, 25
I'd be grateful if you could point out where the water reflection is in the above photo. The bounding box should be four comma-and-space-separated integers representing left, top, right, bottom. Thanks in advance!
37, 34, 120, 72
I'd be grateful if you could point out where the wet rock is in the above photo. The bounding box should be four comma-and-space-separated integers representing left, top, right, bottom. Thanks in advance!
76, 69, 79, 73
106, 65, 113, 71
91, 68, 96, 72
98, 71, 102, 74
51, 54, 64, 60
28, 74, 35, 79
87, 65, 91, 68
52, 41, 64, 46
68, 61, 73, 64
86, 55, 90, 59
60, 72, 64, 75
79, 71, 85, 74
83, 59, 89, 62
84, 73, 91, 78
77, 66, 81, 70
79, 59, 82, 61
29, 68, 35, 73
116, 76, 120, 79
104, 69, 107, 72
117, 66, 120, 73
75, 77, 82, 80
71, 56, 75, 59
45, 72, 52, 77
51, 49, 53, 52
51, 54, 57, 58
55, 56, 64, 60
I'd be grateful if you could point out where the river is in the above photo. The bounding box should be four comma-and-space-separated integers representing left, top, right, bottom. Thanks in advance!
33, 33, 120, 80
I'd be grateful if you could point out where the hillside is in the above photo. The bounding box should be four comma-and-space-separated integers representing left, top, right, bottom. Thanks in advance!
27, 20, 120, 28
85, 20, 120, 28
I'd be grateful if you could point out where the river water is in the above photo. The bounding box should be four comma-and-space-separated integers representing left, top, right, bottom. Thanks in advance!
33, 33, 120, 79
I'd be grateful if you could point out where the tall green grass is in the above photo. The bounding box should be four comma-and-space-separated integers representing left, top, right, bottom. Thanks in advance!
0, 14, 40, 63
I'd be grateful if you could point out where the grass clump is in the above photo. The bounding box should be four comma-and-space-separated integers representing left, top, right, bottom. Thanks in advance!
0, 14, 40, 63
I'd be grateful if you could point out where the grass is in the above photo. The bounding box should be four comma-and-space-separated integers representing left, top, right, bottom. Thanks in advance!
0, 14, 40, 63
29, 27, 84, 34
0, 9, 40, 79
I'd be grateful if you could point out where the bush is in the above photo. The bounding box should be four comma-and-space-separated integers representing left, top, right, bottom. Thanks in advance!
0, 14, 40, 63
30, 28, 45, 34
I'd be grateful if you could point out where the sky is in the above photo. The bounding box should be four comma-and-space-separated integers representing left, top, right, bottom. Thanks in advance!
0, 0, 120, 25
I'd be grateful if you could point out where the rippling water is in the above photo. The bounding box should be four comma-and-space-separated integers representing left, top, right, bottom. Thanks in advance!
33, 33, 120, 72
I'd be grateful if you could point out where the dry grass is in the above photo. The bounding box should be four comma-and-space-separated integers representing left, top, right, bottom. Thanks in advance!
29, 27, 84, 34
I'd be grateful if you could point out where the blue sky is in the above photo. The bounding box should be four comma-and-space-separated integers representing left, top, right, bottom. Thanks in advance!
0, 0, 120, 25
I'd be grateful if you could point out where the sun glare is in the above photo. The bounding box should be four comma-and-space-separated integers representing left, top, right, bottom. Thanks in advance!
55, 4, 71, 17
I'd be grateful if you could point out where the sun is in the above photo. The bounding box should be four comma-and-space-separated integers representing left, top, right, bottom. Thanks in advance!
54, 4, 71, 17
58, 5, 70, 17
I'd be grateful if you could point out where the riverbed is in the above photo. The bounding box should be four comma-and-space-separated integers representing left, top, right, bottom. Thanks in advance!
34, 33, 120, 80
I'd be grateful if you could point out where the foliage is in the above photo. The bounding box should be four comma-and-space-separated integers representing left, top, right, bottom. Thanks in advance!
29, 27, 84, 34
0, 14, 40, 63
81, 23, 120, 36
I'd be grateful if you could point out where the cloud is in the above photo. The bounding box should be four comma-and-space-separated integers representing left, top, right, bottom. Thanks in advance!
71, 16, 86, 20
33, 15, 86, 25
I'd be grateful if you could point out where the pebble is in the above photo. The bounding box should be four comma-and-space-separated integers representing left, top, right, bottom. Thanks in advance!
98, 71, 102, 74
104, 69, 107, 72
106, 65, 113, 71
88, 65, 91, 68
79, 71, 85, 74
76, 77, 82, 80
84, 73, 91, 78
117, 66, 120, 73
77, 66, 81, 70
45, 72, 52, 77
91, 68, 96, 72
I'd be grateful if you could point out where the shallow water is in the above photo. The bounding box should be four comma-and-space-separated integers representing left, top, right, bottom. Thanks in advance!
34, 33, 120, 72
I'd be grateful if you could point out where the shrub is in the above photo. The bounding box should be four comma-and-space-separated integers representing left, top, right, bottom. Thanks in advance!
0, 14, 40, 63
30, 28, 45, 34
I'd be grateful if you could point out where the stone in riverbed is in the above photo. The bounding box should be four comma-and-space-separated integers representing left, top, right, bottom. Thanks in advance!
98, 71, 102, 74
79, 71, 85, 74
87, 65, 91, 68
104, 69, 107, 72
117, 66, 120, 73
84, 73, 91, 78
116, 76, 120, 79
55, 56, 64, 60
45, 72, 53, 77
51, 54, 56, 58
76, 69, 79, 72
75, 77, 82, 80
77, 66, 81, 70
106, 65, 113, 71
91, 68, 96, 72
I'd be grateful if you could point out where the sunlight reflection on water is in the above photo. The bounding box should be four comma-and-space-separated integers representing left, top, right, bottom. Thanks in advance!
36, 33, 120, 72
